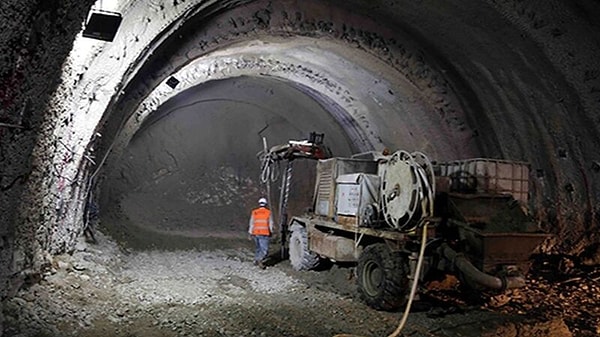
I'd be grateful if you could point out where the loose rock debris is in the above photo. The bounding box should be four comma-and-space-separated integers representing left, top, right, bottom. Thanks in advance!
422, 255, 600, 337
494, 256, 600, 337
2, 232, 599, 337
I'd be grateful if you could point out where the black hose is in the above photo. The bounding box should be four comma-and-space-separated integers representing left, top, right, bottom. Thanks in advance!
441, 243, 525, 290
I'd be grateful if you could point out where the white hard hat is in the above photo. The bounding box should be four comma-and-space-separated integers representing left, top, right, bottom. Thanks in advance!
258, 197, 268, 206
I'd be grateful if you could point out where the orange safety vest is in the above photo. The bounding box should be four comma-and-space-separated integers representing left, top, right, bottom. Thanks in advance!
251, 207, 271, 236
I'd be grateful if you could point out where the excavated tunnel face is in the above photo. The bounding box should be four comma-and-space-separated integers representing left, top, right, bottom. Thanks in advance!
101, 76, 355, 248
96, 1, 485, 249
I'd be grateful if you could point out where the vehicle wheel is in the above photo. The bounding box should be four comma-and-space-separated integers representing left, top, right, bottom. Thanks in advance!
288, 223, 321, 271
357, 243, 409, 311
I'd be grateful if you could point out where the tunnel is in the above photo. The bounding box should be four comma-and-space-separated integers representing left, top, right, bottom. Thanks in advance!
1, 0, 600, 336
102, 75, 355, 248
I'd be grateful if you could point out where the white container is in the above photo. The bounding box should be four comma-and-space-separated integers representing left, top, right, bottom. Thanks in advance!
335, 173, 380, 217
314, 158, 378, 217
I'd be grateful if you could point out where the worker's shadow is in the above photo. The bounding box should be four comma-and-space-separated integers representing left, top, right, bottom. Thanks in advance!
262, 248, 333, 271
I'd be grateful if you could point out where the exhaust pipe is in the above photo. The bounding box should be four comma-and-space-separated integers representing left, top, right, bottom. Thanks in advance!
440, 243, 525, 290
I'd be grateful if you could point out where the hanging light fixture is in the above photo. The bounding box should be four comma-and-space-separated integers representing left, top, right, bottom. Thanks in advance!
82, 1, 122, 42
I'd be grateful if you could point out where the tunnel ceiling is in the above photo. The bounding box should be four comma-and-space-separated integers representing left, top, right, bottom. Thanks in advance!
88, 0, 600, 252
99, 0, 600, 173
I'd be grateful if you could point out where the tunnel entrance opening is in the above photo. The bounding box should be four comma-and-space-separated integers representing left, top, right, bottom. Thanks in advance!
99, 75, 355, 250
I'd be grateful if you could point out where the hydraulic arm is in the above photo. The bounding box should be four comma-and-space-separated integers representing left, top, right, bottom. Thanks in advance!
258, 132, 331, 257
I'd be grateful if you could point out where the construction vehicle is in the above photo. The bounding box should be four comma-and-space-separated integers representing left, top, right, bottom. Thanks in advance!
260, 134, 549, 311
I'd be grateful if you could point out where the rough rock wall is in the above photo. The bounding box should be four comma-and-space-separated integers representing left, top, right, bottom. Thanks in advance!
482, 0, 600, 260
101, 76, 354, 247
0, 0, 95, 299
1, 0, 209, 297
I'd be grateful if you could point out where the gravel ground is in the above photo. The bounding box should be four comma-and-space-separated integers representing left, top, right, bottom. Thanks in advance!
1, 231, 588, 337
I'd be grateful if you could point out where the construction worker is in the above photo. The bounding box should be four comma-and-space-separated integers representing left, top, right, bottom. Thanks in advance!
248, 197, 274, 269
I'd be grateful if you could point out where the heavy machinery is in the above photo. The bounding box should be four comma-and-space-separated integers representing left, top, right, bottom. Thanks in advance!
260, 135, 549, 311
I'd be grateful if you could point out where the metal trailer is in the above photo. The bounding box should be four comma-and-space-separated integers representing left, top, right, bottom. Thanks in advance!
286, 150, 550, 311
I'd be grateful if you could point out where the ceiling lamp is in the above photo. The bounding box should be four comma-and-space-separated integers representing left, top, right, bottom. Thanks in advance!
82, 9, 122, 42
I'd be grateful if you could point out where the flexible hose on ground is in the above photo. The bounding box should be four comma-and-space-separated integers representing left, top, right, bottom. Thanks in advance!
335, 152, 434, 337
440, 244, 526, 289
332, 222, 429, 337
387, 221, 428, 337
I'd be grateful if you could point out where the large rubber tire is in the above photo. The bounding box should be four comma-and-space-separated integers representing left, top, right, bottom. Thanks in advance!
288, 223, 321, 271
357, 243, 409, 311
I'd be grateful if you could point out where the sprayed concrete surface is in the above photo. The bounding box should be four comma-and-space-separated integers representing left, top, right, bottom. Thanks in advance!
2, 0, 600, 292
101, 75, 353, 247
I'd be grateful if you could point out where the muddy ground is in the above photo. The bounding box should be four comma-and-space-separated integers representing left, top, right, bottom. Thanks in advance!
3, 228, 599, 337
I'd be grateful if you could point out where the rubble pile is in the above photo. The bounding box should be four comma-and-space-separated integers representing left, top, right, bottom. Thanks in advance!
423, 256, 600, 336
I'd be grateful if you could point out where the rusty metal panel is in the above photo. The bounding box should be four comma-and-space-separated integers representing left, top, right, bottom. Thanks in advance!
448, 194, 535, 233
435, 176, 451, 193
314, 159, 335, 216
309, 216, 412, 241
454, 220, 550, 273
308, 226, 359, 262
336, 215, 358, 227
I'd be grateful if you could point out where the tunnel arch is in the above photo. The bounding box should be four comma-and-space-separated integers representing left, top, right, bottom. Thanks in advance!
85, 0, 600, 252
104, 35, 479, 167
100, 74, 361, 246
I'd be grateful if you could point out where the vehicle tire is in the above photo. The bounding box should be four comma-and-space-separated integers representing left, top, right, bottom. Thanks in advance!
288, 223, 321, 271
357, 243, 409, 311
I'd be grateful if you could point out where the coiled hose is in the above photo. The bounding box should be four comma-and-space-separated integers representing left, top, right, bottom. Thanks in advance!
259, 137, 280, 212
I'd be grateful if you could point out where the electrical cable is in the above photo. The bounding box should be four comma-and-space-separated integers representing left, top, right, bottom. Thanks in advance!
259, 152, 280, 184
258, 139, 280, 185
